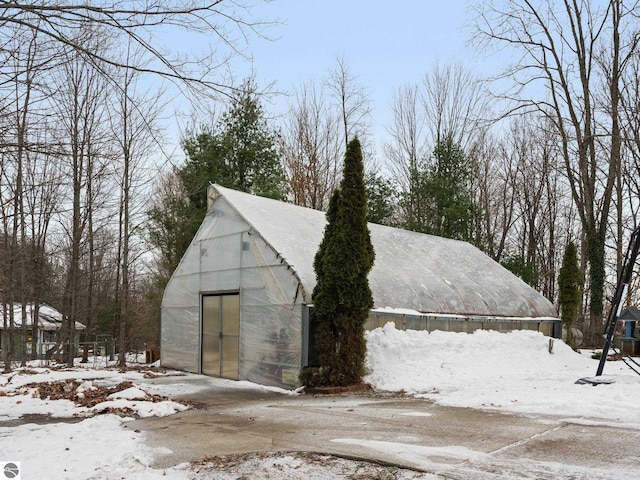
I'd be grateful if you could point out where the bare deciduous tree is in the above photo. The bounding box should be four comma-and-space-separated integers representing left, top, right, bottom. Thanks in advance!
281, 81, 343, 210
109, 42, 165, 368
281, 56, 372, 211
422, 61, 491, 152
326, 54, 372, 149
383, 84, 429, 227
50, 28, 112, 364
383, 62, 493, 235
0, 21, 56, 370
475, 0, 638, 342
0, 1, 273, 370
504, 118, 574, 298
471, 133, 516, 261
0, 1, 273, 99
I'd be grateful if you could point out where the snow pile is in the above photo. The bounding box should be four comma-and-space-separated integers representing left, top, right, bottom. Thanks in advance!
108, 386, 149, 400
0, 366, 196, 478
364, 323, 640, 422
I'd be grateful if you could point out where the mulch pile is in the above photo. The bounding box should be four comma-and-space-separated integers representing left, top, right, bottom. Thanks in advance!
20, 378, 188, 417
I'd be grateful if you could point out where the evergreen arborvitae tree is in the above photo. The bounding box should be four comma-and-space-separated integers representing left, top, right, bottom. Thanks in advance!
308, 188, 341, 378
558, 241, 583, 349
312, 188, 341, 287
310, 137, 375, 386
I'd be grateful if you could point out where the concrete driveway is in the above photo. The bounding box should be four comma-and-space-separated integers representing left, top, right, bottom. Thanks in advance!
132, 374, 640, 478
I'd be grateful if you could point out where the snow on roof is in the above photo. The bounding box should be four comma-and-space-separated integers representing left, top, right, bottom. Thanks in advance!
210, 185, 558, 318
1, 304, 86, 331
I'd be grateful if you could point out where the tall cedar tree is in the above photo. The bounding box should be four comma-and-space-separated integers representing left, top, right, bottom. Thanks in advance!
312, 189, 341, 291
311, 138, 375, 386
558, 241, 583, 349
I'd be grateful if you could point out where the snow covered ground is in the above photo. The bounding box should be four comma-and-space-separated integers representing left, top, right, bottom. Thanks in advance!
1, 325, 639, 479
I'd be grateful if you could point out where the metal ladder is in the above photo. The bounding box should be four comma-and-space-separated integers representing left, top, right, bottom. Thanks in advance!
595, 226, 640, 376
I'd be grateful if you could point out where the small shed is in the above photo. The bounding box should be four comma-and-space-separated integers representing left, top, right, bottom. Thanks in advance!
620, 308, 640, 355
161, 185, 558, 388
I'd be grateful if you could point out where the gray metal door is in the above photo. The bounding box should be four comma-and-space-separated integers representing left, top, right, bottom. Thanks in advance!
201, 294, 239, 379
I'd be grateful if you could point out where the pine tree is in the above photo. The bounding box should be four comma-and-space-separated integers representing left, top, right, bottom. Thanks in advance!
425, 139, 477, 241
558, 241, 583, 349
148, 78, 287, 276
365, 171, 397, 226
310, 137, 375, 386
216, 78, 287, 200
180, 78, 287, 206
401, 138, 478, 242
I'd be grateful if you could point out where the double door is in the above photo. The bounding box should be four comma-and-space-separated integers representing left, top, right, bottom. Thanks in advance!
201, 294, 239, 379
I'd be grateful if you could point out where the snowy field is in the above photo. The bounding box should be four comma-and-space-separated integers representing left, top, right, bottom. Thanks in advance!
1, 325, 640, 479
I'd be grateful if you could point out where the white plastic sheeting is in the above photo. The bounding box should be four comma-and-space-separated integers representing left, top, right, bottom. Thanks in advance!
162, 185, 558, 389
209, 185, 557, 317
161, 196, 303, 388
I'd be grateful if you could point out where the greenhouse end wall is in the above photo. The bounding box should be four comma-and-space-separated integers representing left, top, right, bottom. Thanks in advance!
161, 197, 304, 389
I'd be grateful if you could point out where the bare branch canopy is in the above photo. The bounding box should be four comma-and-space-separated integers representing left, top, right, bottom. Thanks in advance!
0, 1, 274, 97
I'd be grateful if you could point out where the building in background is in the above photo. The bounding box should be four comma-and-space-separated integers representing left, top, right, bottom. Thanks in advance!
0, 304, 85, 358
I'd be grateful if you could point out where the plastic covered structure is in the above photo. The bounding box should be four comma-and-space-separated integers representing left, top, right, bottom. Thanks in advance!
161, 185, 558, 389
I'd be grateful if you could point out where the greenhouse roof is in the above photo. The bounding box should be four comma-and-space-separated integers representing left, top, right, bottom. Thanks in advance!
208, 185, 558, 318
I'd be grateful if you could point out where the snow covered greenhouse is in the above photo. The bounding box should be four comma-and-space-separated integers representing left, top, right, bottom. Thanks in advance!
161, 185, 559, 389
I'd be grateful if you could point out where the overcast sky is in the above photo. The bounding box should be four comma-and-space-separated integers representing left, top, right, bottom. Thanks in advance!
243, 1, 489, 128
247, 1, 477, 88
164, 1, 507, 162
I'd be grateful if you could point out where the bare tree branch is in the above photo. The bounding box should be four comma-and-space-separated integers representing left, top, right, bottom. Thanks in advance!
0, 1, 275, 98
